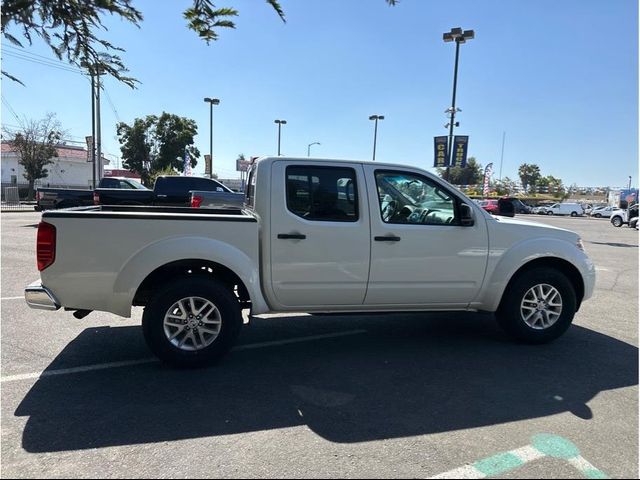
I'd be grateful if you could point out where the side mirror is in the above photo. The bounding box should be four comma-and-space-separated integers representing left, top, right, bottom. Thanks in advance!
497, 198, 515, 217
459, 203, 474, 226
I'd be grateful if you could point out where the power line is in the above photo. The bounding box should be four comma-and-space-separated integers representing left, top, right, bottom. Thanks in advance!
102, 86, 122, 123
3, 51, 86, 76
1, 95, 23, 126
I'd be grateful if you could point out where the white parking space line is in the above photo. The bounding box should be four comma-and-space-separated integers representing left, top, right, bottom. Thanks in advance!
1, 296, 24, 301
0, 329, 367, 384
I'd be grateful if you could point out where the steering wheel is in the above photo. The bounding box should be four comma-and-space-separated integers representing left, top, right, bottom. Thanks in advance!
382, 200, 398, 222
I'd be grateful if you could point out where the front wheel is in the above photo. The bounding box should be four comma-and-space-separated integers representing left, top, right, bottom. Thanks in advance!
496, 267, 576, 344
142, 277, 243, 368
547, 211, 554, 215
611, 216, 623, 227
570, 211, 578, 217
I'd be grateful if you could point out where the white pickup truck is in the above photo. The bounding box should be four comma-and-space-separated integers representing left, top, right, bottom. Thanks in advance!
26, 157, 596, 367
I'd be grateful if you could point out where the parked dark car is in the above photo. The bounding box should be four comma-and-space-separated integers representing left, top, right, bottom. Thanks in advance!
94, 176, 233, 207
35, 177, 145, 211
501, 197, 532, 214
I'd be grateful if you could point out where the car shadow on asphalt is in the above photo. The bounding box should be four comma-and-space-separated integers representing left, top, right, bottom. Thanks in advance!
13, 313, 639, 452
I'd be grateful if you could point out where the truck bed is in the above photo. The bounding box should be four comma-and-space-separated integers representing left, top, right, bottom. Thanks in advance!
39, 205, 258, 317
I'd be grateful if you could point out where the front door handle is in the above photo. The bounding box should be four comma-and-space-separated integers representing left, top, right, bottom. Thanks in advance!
278, 233, 306, 240
156, 194, 168, 198
374, 235, 401, 242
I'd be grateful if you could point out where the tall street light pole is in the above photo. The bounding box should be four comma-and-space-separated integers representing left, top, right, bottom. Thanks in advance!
204, 97, 220, 178
443, 27, 474, 182
307, 142, 320, 157
369, 115, 384, 161
275, 119, 287, 155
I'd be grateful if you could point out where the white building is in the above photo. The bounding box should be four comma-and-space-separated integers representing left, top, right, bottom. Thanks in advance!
1, 142, 109, 189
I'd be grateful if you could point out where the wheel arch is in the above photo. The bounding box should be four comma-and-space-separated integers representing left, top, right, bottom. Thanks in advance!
110, 236, 269, 317
133, 259, 250, 308
499, 257, 585, 312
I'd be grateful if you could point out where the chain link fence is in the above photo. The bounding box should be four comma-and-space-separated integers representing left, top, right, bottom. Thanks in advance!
1, 182, 90, 212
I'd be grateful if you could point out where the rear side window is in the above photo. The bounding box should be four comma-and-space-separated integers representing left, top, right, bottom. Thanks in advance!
286, 166, 358, 222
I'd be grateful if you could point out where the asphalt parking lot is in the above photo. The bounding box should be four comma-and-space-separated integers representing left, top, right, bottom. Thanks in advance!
1, 211, 638, 478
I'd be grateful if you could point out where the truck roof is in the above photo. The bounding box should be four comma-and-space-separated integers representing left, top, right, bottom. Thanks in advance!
254, 156, 420, 171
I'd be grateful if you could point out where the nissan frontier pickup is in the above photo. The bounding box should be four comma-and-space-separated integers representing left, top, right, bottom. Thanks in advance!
25, 157, 596, 367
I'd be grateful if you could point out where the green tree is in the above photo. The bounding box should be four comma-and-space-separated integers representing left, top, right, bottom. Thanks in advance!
537, 175, 565, 198
148, 165, 179, 186
437, 157, 483, 186
117, 113, 200, 186
2, 113, 62, 200
518, 163, 541, 194
493, 176, 518, 196
2, 1, 396, 86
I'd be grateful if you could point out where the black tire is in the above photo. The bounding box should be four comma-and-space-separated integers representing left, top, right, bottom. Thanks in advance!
546, 211, 554, 215
142, 277, 243, 368
611, 216, 623, 227
570, 211, 578, 217
594, 213, 602, 218
496, 267, 576, 344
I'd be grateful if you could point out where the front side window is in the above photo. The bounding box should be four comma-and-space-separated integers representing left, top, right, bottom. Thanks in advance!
375, 170, 457, 225
286, 166, 358, 222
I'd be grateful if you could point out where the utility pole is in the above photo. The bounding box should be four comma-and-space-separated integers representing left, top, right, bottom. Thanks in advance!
90, 71, 96, 189
95, 68, 102, 182
499, 131, 506, 181
275, 120, 287, 155
204, 98, 220, 178
369, 115, 384, 161
443, 27, 475, 181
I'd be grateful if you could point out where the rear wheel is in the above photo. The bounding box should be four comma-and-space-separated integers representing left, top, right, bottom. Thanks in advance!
594, 213, 602, 218
611, 216, 623, 227
496, 267, 576, 344
570, 211, 578, 217
142, 277, 243, 367
547, 211, 554, 215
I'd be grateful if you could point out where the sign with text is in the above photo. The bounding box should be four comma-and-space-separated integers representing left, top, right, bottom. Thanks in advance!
452, 135, 469, 168
433, 136, 448, 168
85, 136, 93, 163
236, 158, 251, 172
204, 155, 211, 175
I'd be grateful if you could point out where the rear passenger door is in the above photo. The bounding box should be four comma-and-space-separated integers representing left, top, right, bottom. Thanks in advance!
269, 161, 371, 307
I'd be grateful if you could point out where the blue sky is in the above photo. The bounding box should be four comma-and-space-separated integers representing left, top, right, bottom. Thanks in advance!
1, 0, 637, 187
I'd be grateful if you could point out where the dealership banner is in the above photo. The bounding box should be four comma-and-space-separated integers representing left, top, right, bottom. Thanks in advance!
433, 136, 448, 168
452, 135, 469, 168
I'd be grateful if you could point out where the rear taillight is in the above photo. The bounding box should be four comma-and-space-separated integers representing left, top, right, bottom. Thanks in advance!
93, 192, 100, 205
191, 195, 203, 208
37, 222, 56, 271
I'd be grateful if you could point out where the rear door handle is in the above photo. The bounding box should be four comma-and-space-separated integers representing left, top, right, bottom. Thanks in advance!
374, 235, 401, 242
278, 233, 306, 240
156, 194, 167, 198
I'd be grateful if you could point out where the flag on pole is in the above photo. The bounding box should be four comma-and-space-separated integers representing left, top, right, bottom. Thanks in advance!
183, 148, 192, 176
483, 163, 494, 197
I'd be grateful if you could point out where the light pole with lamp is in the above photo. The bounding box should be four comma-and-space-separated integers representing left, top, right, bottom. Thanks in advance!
369, 115, 384, 161
307, 142, 320, 157
203, 97, 220, 178
275, 119, 287, 155
443, 27, 474, 182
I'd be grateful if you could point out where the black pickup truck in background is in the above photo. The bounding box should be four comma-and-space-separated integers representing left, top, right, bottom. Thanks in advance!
94, 176, 233, 207
36, 177, 147, 211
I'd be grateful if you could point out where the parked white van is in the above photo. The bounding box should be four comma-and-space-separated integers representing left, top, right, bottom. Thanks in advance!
544, 203, 584, 216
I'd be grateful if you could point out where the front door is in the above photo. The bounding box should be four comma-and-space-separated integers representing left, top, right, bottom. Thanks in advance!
269, 161, 370, 307
364, 166, 488, 307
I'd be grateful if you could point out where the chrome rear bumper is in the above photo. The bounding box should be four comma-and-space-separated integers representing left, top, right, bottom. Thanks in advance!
25, 281, 60, 311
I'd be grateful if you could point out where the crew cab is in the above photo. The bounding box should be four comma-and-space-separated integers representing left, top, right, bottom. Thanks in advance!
94, 175, 233, 207
35, 177, 145, 211
25, 157, 596, 367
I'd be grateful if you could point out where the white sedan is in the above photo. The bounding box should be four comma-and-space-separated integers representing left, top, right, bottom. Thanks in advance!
590, 206, 616, 218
